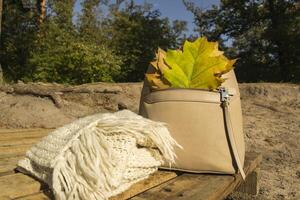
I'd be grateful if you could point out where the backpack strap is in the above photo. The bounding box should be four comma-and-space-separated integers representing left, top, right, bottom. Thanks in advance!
220, 88, 246, 180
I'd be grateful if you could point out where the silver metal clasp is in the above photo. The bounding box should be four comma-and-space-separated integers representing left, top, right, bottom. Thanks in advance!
219, 87, 230, 102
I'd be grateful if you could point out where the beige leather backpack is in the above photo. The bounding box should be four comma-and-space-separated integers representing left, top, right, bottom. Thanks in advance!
139, 69, 246, 179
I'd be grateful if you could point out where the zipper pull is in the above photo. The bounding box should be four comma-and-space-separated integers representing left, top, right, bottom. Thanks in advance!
219, 87, 231, 103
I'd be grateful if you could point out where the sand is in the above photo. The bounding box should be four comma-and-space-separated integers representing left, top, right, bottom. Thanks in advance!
229, 83, 300, 200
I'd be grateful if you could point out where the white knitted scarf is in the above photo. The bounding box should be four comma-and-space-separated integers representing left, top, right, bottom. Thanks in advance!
17, 110, 180, 200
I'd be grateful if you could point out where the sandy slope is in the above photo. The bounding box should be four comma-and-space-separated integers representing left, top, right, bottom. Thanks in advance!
229, 83, 300, 200
0, 82, 299, 200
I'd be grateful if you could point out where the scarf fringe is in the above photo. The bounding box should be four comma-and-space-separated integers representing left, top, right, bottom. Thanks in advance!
50, 111, 180, 200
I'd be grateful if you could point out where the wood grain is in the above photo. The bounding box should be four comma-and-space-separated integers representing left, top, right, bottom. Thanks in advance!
110, 171, 178, 200
131, 153, 262, 200
0, 173, 44, 200
0, 137, 42, 147
0, 156, 24, 175
0, 129, 52, 141
0, 144, 32, 157
4, 170, 178, 200
0, 129, 52, 159
237, 168, 260, 195
13, 193, 50, 200
0, 128, 51, 133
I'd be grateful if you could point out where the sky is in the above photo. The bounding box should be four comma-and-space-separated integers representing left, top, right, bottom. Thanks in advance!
135, 0, 219, 34
75, 0, 220, 35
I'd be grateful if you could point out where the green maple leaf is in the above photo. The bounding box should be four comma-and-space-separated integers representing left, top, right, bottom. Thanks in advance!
162, 37, 235, 90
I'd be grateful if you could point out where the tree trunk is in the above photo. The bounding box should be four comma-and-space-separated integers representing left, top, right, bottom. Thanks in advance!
39, 0, 46, 24
0, 0, 3, 85
278, 43, 289, 82
267, 0, 289, 81
0, 0, 2, 34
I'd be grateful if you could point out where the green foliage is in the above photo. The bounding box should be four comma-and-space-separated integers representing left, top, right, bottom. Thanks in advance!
48, 0, 76, 30
146, 37, 235, 90
0, 0, 187, 84
28, 22, 121, 84
29, 42, 121, 84
21, 0, 122, 84
78, 0, 104, 42
183, 0, 300, 82
0, 0, 38, 82
108, 1, 187, 82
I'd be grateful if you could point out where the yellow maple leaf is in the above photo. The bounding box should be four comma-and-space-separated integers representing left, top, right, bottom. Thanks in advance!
146, 37, 235, 90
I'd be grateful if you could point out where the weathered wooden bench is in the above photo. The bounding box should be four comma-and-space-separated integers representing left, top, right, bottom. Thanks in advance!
0, 129, 262, 200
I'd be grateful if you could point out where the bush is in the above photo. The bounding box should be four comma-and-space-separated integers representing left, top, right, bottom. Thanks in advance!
28, 23, 122, 84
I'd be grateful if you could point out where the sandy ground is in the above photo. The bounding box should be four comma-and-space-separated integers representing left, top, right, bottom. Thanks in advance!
0, 82, 299, 200
229, 83, 300, 200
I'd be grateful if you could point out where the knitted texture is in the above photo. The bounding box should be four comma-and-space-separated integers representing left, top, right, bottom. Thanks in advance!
17, 110, 180, 200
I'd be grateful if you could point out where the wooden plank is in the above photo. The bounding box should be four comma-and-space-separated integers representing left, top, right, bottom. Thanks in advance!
0, 131, 48, 174
237, 167, 260, 195
11, 171, 177, 200
0, 128, 52, 134
110, 171, 178, 200
0, 137, 42, 147
0, 170, 177, 200
0, 153, 25, 160
13, 193, 50, 200
131, 153, 262, 200
211, 153, 262, 199
0, 153, 261, 200
0, 173, 44, 200
0, 129, 51, 159
0, 144, 32, 156
0, 156, 24, 175
0, 130, 51, 141
131, 174, 234, 200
